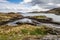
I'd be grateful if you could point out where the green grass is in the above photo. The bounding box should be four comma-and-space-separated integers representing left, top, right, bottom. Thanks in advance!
21, 29, 29, 34
30, 28, 47, 35
32, 16, 47, 19
0, 24, 54, 40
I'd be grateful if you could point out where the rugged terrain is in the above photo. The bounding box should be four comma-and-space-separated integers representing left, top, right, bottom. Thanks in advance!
0, 12, 60, 40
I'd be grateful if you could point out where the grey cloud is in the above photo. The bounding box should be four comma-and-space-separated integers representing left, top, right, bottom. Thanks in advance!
27, 0, 60, 9
51, 0, 60, 4
39, 0, 60, 4
27, 0, 46, 6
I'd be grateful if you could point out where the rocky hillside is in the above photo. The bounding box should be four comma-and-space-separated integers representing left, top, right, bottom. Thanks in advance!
29, 7, 60, 15
45, 7, 60, 15
47, 7, 60, 13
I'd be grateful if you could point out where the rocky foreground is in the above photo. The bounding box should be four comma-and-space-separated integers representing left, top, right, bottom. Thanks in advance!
0, 13, 60, 40
0, 24, 60, 40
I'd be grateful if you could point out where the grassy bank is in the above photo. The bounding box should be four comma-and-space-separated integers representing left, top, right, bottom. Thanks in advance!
0, 24, 55, 40
31, 16, 47, 19
0, 13, 58, 40
0, 13, 23, 22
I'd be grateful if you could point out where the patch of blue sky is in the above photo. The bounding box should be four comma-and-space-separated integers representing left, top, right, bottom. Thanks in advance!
7, 0, 23, 4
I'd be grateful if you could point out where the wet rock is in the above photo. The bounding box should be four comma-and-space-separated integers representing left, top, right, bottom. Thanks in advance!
28, 17, 60, 25
23, 36, 42, 40
22, 35, 59, 40
15, 18, 41, 26
30, 18, 52, 23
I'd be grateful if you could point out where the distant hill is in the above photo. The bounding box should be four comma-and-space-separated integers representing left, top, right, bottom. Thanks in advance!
46, 7, 60, 14
41, 7, 60, 15
29, 7, 60, 15
29, 11, 41, 13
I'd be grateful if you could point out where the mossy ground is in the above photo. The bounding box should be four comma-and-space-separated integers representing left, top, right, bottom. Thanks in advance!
31, 16, 47, 19
0, 13, 55, 40
0, 24, 52, 40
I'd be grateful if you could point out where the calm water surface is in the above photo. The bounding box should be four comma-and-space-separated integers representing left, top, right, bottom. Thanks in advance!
7, 13, 60, 28
21, 13, 60, 22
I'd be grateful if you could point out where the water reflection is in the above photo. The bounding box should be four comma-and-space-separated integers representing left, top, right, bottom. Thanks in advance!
7, 13, 60, 28
21, 13, 60, 22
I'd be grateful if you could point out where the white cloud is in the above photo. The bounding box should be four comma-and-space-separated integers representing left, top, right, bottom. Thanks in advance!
56, 4, 60, 7
0, 0, 31, 12
0, 0, 5, 1
31, 5, 49, 11
23, 0, 32, 3
0, 0, 60, 12
0, 0, 8, 2
48, 3, 54, 5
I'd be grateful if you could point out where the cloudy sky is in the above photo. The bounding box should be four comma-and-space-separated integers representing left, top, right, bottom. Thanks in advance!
0, 0, 60, 12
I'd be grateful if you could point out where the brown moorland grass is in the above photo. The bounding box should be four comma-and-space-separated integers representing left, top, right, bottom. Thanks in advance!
0, 24, 53, 40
